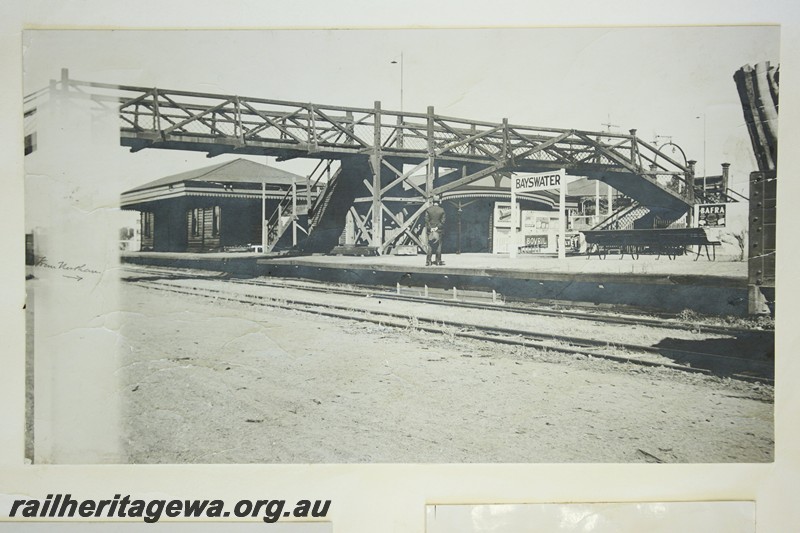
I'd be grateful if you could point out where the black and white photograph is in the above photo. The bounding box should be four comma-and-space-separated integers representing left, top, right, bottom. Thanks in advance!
22, 26, 777, 464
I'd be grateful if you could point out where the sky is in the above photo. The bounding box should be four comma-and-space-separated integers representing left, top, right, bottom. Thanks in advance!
22, 26, 779, 195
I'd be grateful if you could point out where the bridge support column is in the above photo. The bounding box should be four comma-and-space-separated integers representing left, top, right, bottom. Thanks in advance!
629, 129, 639, 170
426, 106, 435, 198
595, 180, 600, 221
397, 114, 404, 149
686, 159, 697, 227
371, 101, 384, 251
261, 181, 267, 252
291, 176, 298, 247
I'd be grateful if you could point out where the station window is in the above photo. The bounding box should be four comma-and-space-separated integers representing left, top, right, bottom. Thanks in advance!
191, 208, 200, 237
143, 212, 153, 238
212, 206, 221, 237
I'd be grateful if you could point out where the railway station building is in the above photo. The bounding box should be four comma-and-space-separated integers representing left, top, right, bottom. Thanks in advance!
121, 158, 316, 253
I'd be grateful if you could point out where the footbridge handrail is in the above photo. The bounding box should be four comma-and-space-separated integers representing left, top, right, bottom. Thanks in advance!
107, 83, 693, 184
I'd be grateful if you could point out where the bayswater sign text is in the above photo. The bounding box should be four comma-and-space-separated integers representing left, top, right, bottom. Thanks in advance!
514, 172, 562, 192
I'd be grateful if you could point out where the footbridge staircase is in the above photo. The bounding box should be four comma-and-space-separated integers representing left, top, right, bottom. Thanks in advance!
592, 201, 692, 231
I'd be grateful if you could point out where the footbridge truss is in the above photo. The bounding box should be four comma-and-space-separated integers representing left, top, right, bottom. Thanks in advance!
53, 76, 702, 254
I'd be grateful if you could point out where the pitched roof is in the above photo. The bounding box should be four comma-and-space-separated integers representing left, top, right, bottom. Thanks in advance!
124, 158, 305, 193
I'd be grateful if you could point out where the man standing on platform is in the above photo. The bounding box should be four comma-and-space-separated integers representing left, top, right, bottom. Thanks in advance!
425, 195, 446, 266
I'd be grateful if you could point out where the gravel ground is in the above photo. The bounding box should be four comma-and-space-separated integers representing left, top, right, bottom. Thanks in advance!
118, 277, 773, 464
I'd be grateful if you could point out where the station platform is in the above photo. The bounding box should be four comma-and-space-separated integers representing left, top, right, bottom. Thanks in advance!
118, 250, 751, 317
121, 251, 263, 276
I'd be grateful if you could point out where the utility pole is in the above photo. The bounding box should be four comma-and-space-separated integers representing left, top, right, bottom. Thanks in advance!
601, 114, 619, 133
391, 52, 404, 112
697, 113, 707, 193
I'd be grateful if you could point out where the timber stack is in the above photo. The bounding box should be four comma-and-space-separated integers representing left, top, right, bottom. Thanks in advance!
734, 62, 779, 172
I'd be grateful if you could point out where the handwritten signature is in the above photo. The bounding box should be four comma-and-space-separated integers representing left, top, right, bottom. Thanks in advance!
34, 257, 101, 279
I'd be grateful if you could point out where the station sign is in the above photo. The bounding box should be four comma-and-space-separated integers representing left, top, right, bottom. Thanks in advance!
513, 171, 563, 193
510, 169, 566, 259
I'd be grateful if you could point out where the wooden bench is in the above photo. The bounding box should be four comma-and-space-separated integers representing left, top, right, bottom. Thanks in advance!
581, 228, 722, 261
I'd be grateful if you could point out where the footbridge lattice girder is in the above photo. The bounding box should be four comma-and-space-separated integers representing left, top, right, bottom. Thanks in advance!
118, 92, 691, 175
34, 75, 700, 253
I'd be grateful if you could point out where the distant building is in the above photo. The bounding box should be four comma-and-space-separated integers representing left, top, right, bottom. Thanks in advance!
121, 158, 315, 252
694, 163, 733, 203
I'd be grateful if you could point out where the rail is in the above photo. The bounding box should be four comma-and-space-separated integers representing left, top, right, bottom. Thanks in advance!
123, 271, 774, 384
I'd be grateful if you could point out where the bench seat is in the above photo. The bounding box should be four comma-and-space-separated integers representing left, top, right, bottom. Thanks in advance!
581, 228, 721, 260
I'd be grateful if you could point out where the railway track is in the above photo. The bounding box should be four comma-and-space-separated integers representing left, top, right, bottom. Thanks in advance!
121, 265, 769, 337
122, 268, 773, 384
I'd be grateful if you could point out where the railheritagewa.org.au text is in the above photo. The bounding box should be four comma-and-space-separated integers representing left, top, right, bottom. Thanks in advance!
8, 494, 330, 523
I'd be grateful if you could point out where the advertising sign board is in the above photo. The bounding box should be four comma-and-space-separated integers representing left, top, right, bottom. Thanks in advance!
698, 203, 727, 227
